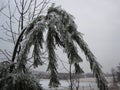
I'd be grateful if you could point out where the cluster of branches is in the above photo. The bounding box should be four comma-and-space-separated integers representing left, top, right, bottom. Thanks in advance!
0, 0, 50, 62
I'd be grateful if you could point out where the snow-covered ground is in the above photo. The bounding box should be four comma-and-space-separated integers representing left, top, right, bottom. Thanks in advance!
39, 77, 114, 90
39, 78, 99, 90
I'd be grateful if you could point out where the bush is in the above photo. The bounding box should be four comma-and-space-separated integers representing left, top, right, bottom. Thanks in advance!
0, 61, 43, 90
0, 72, 43, 90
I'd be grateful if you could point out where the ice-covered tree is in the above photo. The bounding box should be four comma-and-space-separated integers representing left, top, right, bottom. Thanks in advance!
9, 5, 108, 90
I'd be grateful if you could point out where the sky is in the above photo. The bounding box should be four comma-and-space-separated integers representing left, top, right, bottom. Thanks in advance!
52, 0, 120, 73
0, 0, 120, 73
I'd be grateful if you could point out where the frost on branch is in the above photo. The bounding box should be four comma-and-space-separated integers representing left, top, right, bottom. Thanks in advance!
0, 5, 108, 90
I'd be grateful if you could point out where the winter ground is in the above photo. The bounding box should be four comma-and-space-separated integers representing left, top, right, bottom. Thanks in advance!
39, 77, 113, 90
40, 77, 112, 90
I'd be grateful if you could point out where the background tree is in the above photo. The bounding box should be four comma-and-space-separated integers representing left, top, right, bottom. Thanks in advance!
111, 68, 117, 83
0, 0, 50, 62
111, 63, 120, 83
116, 63, 120, 83
109, 66, 119, 90
0, 0, 50, 90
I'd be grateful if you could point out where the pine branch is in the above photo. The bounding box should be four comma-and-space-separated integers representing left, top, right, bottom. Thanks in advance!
46, 26, 60, 87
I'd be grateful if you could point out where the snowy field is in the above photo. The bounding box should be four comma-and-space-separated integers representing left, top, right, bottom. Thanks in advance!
39, 78, 99, 90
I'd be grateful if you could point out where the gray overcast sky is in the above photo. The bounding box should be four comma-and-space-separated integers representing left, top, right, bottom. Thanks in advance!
0, 0, 120, 73
52, 0, 120, 73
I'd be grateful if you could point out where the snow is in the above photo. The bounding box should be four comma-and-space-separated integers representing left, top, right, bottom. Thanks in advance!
39, 79, 98, 90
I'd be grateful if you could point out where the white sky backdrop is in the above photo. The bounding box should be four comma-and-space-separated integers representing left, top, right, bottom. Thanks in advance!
52, 0, 120, 73
0, 0, 120, 73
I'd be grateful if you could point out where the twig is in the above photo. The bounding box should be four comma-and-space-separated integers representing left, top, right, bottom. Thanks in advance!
31, 0, 37, 19
24, 0, 33, 14
4, 50, 12, 58
56, 54, 69, 72
0, 49, 11, 61
8, 1, 16, 44
14, 0, 21, 14
1, 25, 19, 35
0, 37, 13, 43
0, 5, 6, 12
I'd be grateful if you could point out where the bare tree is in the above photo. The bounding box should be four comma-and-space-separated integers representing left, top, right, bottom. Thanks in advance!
0, 0, 50, 62
0, 0, 50, 90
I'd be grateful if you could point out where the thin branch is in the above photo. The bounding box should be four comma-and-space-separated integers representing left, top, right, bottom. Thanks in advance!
0, 5, 6, 12
5, 31, 13, 38
1, 25, 10, 31
13, 15, 19, 22
37, 0, 47, 15
0, 49, 11, 61
24, 0, 29, 7
11, 6, 17, 18
56, 54, 69, 72
4, 50, 12, 58
6, 21, 10, 28
31, 0, 37, 19
23, 0, 33, 14
0, 11, 10, 18
0, 37, 13, 43
18, 17, 21, 34
37, 0, 50, 15
1, 25, 19, 35
36, 0, 46, 8
8, 2, 16, 44
27, 56, 33, 61
28, 7, 32, 22
20, 0, 23, 6
14, 0, 21, 14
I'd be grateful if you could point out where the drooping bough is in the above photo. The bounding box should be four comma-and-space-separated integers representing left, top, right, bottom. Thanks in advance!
9, 5, 108, 90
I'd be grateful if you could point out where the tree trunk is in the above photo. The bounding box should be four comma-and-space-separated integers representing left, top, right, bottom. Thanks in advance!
70, 63, 73, 90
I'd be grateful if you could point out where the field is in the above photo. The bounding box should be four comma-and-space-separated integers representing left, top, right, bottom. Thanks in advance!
39, 77, 113, 90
